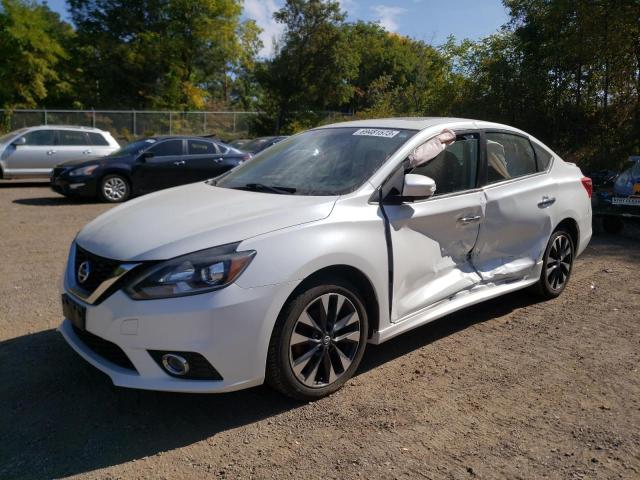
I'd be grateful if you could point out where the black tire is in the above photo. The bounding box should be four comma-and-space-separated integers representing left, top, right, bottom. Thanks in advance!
602, 216, 624, 235
99, 174, 130, 203
266, 279, 369, 401
531, 229, 575, 299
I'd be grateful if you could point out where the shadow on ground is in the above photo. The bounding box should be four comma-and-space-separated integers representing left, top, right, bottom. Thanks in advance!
0, 181, 50, 188
0, 289, 542, 480
12, 196, 96, 206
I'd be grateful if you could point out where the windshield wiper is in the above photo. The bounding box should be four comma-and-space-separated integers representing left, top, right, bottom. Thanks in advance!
236, 183, 297, 194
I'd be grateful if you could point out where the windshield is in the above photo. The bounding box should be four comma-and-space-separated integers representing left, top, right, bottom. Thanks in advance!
216, 127, 416, 195
0, 128, 28, 144
108, 138, 157, 156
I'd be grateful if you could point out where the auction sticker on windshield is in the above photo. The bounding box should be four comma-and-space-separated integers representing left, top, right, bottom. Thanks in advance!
353, 128, 400, 138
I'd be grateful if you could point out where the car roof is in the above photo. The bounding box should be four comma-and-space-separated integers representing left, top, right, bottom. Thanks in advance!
26, 125, 107, 133
316, 117, 526, 134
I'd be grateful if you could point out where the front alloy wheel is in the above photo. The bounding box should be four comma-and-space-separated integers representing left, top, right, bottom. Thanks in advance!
100, 174, 130, 203
267, 281, 368, 400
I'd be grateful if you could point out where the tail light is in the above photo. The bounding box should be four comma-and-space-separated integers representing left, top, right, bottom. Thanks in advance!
581, 177, 592, 198
240, 153, 252, 163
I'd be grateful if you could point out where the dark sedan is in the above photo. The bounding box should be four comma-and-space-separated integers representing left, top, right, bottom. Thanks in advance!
50, 136, 250, 202
239, 136, 287, 154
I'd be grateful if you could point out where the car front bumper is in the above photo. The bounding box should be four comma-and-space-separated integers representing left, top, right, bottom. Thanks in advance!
58, 280, 297, 393
50, 174, 98, 197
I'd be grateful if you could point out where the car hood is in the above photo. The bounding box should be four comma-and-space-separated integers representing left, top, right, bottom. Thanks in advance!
76, 182, 338, 261
58, 155, 129, 168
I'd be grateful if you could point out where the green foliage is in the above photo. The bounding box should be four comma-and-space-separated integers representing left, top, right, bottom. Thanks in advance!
1, 0, 638, 168
0, 0, 72, 108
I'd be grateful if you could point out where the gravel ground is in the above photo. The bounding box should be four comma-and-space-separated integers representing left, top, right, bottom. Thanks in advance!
0, 180, 639, 480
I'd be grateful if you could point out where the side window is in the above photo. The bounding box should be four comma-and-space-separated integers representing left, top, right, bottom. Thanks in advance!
188, 140, 217, 155
57, 130, 88, 146
148, 139, 183, 157
532, 141, 553, 171
88, 132, 109, 146
486, 133, 536, 183
410, 134, 479, 195
23, 130, 56, 146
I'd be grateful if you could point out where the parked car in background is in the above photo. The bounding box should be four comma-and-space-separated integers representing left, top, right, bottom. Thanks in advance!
238, 136, 287, 154
0, 126, 119, 179
592, 156, 640, 233
58, 118, 592, 400
227, 138, 251, 150
51, 135, 250, 202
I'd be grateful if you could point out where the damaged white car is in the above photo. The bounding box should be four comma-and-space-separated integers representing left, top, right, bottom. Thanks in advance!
59, 118, 592, 400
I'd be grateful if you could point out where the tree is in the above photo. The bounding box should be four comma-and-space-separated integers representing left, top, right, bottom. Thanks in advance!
0, 0, 72, 108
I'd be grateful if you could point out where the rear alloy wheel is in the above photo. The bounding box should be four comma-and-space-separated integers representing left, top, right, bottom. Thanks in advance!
532, 230, 574, 299
100, 174, 130, 203
267, 281, 368, 400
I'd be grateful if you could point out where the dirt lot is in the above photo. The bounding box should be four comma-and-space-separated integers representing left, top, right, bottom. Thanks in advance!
0, 180, 638, 480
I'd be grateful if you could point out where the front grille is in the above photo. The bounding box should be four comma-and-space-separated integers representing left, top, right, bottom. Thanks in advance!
72, 325, 137, 372
74, 245, 121, 293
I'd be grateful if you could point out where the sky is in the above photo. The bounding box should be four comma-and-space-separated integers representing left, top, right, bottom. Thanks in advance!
44, 0, 509, 57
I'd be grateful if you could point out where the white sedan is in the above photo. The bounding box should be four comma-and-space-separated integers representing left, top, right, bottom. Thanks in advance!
58, 118, 592, 400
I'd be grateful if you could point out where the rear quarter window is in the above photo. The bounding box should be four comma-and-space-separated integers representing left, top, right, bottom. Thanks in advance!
532, 141, 553, 171
88, 132, 109, 146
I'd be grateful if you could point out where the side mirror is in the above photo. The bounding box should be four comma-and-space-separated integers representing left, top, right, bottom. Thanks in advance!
138, 151, 154, 162
402, 174, 436, 199
12, 137, 26, 146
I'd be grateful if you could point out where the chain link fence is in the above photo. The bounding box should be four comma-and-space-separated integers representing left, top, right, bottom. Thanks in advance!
0, 109, 351, 143
0, 109, 260, 143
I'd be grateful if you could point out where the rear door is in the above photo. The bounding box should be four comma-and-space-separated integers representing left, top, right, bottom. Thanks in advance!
181, 139, 227, 182
386, 132, 484, 322
132, 139, 186, 192
5, 129, 58, 176
471, 131, 558, 281
55, 129, 92, 164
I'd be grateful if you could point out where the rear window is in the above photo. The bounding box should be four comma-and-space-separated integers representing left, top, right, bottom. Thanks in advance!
188, 139, 217, 155
57, 130, 87, 146
88, 132, 109, 146
486, 132, 537, 183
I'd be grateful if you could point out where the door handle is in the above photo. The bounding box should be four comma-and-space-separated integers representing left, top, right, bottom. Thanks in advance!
173, 160, 186, 166
46, 150, 56, 155
458, 215, 482, 224
82, 150, 92, 155
213, 158, 222, 163
538, 196, 556, 208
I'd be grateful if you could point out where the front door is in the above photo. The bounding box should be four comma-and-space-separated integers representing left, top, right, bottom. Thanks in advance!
132, 139, 186, 193
4, 129, 57, 176
385, 133, 484, 323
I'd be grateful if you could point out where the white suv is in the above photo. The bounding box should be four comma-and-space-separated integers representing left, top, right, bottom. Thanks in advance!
0, 125, 119, 179
58, 118, 592, 400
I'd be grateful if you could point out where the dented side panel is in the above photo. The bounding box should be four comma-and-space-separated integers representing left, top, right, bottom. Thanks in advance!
386, 191, 485, 322
472, 174, 558, 281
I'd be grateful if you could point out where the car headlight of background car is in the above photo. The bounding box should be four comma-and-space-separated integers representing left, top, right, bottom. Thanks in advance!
69, 165, 99, 177
125, 243, 256, 299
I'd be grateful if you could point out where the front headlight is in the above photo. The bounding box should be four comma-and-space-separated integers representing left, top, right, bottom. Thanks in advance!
69, 165, 99, 177
125, 243, 256, 300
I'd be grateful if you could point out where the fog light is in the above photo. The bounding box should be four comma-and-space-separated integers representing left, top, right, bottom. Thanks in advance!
161, 353, 190, 376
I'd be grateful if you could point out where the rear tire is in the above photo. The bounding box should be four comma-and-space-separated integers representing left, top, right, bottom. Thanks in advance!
531, 229, 575, 299
602, 216, 624, 234
266, 279, 368, 401
99, 174, 130, 203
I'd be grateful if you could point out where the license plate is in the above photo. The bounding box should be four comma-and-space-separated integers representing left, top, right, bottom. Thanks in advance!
62, 294, 86, 330
612, 197, 640, 206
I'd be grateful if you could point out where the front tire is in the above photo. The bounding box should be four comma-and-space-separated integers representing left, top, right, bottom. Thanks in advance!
99, 174, 130, 203
266, 280, 368, 401
531, 229, 575, 299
